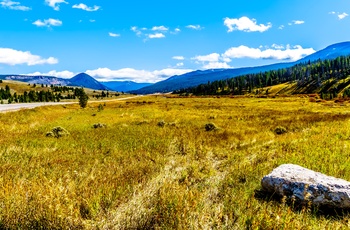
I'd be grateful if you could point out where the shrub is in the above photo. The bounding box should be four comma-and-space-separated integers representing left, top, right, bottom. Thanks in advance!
205, 122, 218, 131
98, 104, 104, 112
92, 123, 106, 129
157, 120, 166, 127
274, 126, 287, 135
46, 126, 70, 138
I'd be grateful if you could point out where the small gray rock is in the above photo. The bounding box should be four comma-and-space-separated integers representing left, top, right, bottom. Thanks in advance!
261, 164, 350, 208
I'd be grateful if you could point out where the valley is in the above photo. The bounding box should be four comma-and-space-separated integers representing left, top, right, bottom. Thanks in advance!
0, 95, 350, 228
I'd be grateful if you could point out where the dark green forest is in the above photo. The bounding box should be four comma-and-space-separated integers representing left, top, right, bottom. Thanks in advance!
175, 56, 350, 99
0, 85, 87, 104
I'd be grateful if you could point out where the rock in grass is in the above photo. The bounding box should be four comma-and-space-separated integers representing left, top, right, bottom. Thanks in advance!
46, 126, 69, 138
261, 164, 350, 208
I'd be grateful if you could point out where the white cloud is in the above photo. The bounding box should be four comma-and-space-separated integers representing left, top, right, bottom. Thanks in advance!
131, 26, 142, 36
271, 44, 284, 50
33, 18, 62, 27
28, 70, 74, 78
109, 32, 120, 37
148, 33, 165, 39
89, 19, 95, 22
278, 25, 285, 30
191, 53, 233, 69
171, 28, 181, 34
192, 53, 220, 62
45, 0, 68, 11
329, 11, 349, 20
0, 48, 58, 66
172, 56, 185, 60
0, 0, 30, 10
151, 26, 168, 31
338, 13, 348, 20
292, 20, 305, 25
203, 62, 232, 69
224, 16, 272, 32
223, 45, 315, 61
86, 67, 193, 83
72, 3, 100, 12
186, 25, 203, 30
176, 62, 184, 67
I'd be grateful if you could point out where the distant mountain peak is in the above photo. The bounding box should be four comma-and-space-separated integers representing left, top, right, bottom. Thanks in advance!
69, 73, 108, 90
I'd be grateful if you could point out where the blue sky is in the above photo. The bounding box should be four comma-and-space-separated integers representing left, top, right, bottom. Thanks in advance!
0, 0, 350, 83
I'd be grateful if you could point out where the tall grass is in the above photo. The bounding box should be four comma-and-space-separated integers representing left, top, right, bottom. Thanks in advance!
0, 96, 350, 228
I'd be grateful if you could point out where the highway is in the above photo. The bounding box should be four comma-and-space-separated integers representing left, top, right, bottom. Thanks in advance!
0, 95, 143, 113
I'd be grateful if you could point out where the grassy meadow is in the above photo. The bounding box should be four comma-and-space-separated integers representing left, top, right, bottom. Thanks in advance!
1, 95, 350, 229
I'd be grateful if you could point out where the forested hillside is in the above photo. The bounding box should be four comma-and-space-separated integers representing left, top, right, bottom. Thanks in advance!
175, 56, 350, 99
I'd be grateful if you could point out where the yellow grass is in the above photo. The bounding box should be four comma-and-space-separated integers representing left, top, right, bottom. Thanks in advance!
1, 95, 350, 228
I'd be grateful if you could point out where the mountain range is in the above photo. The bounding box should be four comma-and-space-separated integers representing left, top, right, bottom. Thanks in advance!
131, 42, 350, 94
1, 42, 350, 93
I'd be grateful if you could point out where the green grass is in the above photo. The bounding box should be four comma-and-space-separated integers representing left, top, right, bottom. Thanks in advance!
1, 96, 350, 229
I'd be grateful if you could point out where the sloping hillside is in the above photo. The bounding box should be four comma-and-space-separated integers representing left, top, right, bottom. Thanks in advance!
176, 55, 350, 99
132, 41, 350, 94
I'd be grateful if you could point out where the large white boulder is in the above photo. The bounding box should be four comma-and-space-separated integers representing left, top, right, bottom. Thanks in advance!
261, 164, 350, 208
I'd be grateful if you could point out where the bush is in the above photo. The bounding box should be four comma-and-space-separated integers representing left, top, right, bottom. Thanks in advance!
274, 126, 287, 135
98, 104, 104, 112
157, 120, 166, 127
46, 126, 70, 138
205, 122, 218, 131
92, 123, 106, 129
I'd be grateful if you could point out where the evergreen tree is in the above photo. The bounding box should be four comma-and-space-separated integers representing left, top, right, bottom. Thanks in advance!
78, 89, 89, 108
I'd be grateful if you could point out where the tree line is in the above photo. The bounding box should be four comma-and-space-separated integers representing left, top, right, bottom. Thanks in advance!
174, 56, 350, 97
0, 85, 87, 104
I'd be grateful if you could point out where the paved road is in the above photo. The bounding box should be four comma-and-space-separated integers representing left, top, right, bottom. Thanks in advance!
0, 102, 76, 113
0, 95, 143, 113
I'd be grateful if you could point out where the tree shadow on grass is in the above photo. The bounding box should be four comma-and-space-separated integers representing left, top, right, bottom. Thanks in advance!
254, 188, 350, 219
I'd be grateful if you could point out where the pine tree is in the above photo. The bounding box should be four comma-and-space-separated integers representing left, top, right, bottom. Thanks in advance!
78, 89, 89, 108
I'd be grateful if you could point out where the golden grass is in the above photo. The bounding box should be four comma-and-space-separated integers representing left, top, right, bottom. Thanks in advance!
1, 96, 350, 228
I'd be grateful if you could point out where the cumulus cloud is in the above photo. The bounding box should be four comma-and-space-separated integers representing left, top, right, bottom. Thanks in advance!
72, 3, 100, 12
171, 28, 181, 34
172, 56, 185, 60
191, 53, 232, 69
45, 0, 68, 11
292, 20, 305, 25
330, 11, 349, 20
109, 32, 120, 37
0, 0, 31, 11
186, 25, 203, 30
86, 67, 193, 83
0, 48, 58, 66
148, 33, 165, 39
131, 26, 142, 36
202, 62, 232, 69
151, 26, 168, 31
192, 53, 220, 62
278, 25, 285, 30
27, 70, 74, 78
33, 18, 62, 27
338, 13, 348, 20
132, 25, 180, 40
224, 16, 272, 32
223, 45, 315, 61
176, 62, 184, 67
